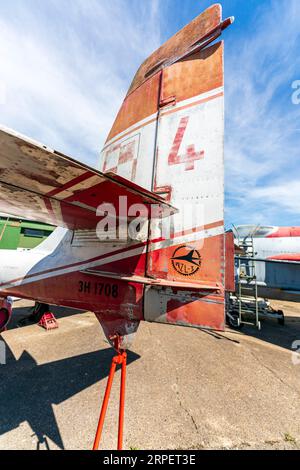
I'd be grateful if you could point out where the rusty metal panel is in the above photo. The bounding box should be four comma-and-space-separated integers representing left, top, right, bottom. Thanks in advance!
144, 286, 225, 330
0, 127, 175, 229
147, 43, 225, 278
106, 72, 161, 142
99, 74, 161, 191
144, 39, 226, 329
160, 42, 224, 105
128, 3, 222, 95
225, 231, 235, 292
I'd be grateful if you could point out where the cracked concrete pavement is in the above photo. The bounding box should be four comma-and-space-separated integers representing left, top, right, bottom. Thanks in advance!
0, 299, 300, 450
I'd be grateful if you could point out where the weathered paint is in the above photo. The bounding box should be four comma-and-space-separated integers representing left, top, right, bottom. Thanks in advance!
0, 4, 233, 343
0, 127, 175, 229
143, 40, 226, 329
127, 4, 224, 95
225, 231, 235, 293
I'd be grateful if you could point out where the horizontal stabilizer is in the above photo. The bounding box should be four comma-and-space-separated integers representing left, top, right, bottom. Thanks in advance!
82, 268, 221, 291
0, 127, 176, 229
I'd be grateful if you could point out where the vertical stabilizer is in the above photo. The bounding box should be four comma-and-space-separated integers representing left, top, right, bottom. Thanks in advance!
100, 4, 233, 331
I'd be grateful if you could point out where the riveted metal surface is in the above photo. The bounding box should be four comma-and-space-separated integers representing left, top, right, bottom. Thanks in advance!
0, 4, 233, 340
127, 4, 222, 95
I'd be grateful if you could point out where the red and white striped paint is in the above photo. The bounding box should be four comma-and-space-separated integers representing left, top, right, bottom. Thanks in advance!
0, 4, 234, 346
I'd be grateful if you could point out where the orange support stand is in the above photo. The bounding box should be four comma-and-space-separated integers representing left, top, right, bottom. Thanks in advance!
93, 337, 127, 451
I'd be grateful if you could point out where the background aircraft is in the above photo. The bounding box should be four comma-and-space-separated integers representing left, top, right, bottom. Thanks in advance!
233, 225, 300, 302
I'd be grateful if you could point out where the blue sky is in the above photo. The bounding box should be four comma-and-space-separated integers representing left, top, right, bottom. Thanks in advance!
0, 0, 299, 227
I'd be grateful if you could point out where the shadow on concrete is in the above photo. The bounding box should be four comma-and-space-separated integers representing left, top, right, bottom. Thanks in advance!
8, 304, 83, 330
242, 315, 300, 351
200, 328, 241, 344
0, 343, 140, 449
225, 314, 300, 352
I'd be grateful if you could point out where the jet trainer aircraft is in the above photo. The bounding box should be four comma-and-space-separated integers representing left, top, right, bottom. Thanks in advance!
0, 4, 234, 449
233, 225, 300, 302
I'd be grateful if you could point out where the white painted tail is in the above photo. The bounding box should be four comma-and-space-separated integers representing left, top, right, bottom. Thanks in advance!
100, 4, 233, 330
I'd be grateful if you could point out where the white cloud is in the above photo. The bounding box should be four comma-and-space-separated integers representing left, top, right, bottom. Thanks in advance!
225, 0, 300, 225
0, 0, 162, 166
0, 0, 299, 227
250, 179, 300, 214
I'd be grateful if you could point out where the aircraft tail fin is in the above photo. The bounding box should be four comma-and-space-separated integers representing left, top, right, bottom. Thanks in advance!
100, 4, 234, 331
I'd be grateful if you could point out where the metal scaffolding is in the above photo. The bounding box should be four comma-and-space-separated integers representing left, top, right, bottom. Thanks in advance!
233, 225, 261, 329
227, 225, 284, 330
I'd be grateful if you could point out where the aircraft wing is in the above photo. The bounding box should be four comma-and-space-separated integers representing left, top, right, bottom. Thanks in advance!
0, 126, 176, 230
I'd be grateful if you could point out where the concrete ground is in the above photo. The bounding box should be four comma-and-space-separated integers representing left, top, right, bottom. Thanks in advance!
0, 300, 300, 450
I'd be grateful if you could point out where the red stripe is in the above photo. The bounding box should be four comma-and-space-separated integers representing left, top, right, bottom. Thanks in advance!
103, 90, 223, 151
0, 242, 146, 287
171, 220, 223, 240
267, 227, 300, 238
267, 254, 300, 261
43, 198, 57, 225
46, 171, 95, 197
102, 117, 157, 152
161, 91, 223, 118
0, 220, 223, 287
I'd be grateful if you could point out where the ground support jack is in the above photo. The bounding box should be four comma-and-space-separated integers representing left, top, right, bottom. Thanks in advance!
93, 336, 127, 451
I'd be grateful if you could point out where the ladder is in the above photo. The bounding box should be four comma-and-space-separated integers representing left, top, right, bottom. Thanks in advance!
234, 225, 261, 329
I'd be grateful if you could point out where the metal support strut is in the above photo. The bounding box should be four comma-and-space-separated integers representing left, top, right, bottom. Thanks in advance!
92, 336, 127, 451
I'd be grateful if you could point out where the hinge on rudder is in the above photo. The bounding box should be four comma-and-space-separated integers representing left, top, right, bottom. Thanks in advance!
159, 94, 176, 108
38, 312, 58, 331
153, 186, 172, 203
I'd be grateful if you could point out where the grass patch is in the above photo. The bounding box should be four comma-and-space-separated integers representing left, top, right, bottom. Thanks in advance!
284, 433, 297, 445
